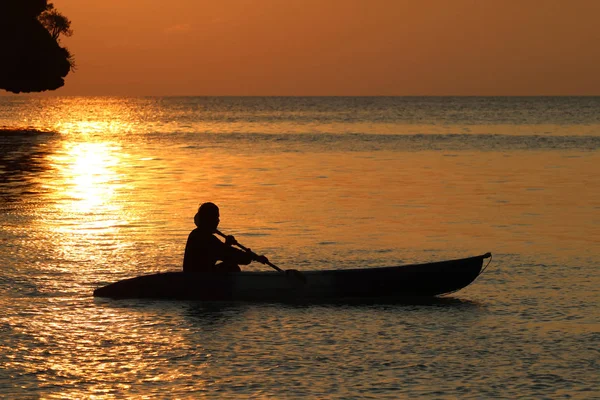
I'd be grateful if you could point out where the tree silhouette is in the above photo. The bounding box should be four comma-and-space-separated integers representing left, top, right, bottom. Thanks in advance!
38, 3, 73, 41
0, 0, 74, 93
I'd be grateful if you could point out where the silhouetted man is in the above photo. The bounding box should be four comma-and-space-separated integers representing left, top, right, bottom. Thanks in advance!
183, 202, 266, 273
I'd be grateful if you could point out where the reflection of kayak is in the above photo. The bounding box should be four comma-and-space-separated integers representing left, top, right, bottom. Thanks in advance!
93, 253, 491, 301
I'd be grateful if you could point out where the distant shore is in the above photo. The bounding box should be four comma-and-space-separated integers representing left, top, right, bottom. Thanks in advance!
0, 127, 55, 135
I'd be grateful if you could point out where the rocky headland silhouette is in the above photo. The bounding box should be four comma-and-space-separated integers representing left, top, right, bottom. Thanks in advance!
0, 0, 73, 93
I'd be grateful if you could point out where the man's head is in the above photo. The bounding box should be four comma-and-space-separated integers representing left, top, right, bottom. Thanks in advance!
194, 202, 220, 231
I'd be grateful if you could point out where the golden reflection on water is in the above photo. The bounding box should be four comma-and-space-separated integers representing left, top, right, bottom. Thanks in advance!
40, 99, 137, 237
44, 97, 141, 137
6, 300, 211, 398
57, 119, 137, 137
40, 140, 135, 271
51, 142, 121, 216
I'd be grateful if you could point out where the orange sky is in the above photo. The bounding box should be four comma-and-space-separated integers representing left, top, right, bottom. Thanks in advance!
31, 0, 600, 95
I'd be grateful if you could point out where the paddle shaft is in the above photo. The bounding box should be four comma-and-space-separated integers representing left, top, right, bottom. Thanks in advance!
215, 230, 283, 272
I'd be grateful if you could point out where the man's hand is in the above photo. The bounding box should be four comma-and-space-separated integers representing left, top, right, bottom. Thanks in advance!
254, 254, 269, 264
225, 235, 238, 246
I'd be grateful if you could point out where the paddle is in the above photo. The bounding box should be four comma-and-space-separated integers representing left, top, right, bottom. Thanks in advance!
215, 229, 306, 282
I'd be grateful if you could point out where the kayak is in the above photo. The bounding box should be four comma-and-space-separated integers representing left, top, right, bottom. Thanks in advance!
93, 253, 491, 301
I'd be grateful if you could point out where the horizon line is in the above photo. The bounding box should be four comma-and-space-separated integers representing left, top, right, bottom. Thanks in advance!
2, 93, 600, 98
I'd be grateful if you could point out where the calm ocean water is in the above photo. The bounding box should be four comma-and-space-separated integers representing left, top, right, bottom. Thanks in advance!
0, 97, 598, 398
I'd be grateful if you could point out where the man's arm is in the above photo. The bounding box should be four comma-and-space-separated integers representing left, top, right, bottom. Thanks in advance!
224, 246, 254, 265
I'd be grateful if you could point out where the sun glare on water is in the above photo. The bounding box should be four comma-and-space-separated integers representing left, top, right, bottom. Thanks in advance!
51, 141, 121, 217
41, 98, 140, 229
39, 141, 132, 269
32, 99, 149, 269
